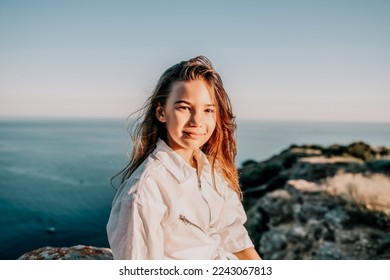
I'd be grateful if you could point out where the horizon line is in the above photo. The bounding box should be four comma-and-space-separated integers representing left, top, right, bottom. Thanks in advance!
0, 115, 389, 125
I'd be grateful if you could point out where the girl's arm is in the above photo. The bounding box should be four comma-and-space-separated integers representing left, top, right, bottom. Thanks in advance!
107, 177, 166, 259
217, 184, 262, 260
233, 247, 262, 260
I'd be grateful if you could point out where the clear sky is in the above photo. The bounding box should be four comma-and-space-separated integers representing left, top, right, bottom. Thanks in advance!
0, 0, 389, 122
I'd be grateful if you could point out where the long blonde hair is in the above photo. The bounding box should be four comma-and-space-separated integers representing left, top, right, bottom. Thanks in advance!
114, 56, 241, 197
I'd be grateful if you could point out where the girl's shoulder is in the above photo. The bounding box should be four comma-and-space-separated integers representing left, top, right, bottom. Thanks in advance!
114, 154, 167, 204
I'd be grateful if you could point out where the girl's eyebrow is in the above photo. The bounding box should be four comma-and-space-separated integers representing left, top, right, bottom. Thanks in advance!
174, 100, 215, 107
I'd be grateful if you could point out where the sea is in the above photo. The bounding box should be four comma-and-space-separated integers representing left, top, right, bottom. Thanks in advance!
0, 118, 389, 259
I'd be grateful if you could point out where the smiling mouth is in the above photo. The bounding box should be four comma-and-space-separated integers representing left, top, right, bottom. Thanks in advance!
183, 131, 206, 138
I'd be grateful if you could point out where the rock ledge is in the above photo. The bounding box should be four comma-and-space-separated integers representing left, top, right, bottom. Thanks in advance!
18, 245, 113, 260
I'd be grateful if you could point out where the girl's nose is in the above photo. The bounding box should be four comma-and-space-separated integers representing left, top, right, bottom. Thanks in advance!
189, 111, 203, 127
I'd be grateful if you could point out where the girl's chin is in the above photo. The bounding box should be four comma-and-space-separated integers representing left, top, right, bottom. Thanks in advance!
166, 138, 200, 151
179, 138, 208, 151
166, 134, 211, 151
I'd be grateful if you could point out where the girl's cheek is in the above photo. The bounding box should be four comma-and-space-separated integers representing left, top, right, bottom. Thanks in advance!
208, 115, 217, 125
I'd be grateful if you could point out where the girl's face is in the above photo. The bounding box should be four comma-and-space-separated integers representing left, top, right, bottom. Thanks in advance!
156, 79, 217, 163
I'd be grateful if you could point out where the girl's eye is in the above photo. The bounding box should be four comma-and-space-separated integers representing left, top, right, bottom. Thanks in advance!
177, 106, 190, 111
205, 109, 215, 113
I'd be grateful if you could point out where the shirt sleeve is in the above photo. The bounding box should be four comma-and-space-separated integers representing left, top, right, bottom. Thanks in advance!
217, 186, 254, 253
106, 177, 167, 259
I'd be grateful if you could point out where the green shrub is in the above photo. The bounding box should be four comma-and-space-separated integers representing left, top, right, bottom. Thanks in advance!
282, 153, 299, 168
240, 163, 282, 187
347, 142, 374, 161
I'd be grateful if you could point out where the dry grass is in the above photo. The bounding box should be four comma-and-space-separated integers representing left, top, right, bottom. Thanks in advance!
324, 172, 390, 215
300, 156, 363, 164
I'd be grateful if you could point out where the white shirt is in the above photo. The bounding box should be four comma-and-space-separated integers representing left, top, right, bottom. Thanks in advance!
107, 139, 254, 259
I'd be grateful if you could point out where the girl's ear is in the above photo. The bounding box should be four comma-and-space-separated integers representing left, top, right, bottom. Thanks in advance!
156, 106, 166, 123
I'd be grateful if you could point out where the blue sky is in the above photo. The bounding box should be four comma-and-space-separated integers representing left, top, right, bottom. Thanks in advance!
0, 0, 389, 122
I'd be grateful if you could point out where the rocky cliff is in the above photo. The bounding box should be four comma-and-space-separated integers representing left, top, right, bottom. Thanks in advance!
241, 141, 390, 259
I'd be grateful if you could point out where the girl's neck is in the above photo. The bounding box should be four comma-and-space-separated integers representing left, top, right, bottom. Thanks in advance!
189, 156, 197, 169
174, 148, 202, 179
173, 148, 196, 169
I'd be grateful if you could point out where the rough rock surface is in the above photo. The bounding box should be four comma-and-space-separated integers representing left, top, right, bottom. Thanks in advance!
240, 141, 390, 260
18, 245, 113, 260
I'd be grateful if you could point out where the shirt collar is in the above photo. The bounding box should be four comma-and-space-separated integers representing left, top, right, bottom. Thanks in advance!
153, 139, 211, 183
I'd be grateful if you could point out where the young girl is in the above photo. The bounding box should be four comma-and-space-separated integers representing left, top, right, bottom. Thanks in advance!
107, 56, 261, 260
